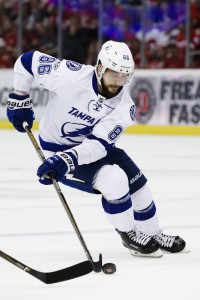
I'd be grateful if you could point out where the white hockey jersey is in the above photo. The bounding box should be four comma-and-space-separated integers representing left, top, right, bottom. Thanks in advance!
13, 51, 135, 165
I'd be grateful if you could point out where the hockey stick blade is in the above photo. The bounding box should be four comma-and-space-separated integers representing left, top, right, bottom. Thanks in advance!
0, 250, 93, 284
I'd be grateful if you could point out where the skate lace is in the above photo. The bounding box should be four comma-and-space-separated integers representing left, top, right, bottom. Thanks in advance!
127, 229, 151, 246
155, 233, 175, 248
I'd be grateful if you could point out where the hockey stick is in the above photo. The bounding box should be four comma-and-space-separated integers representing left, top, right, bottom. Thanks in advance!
22, 122, 102, 272
0, 124, 102, 284
0, 250, 92, 284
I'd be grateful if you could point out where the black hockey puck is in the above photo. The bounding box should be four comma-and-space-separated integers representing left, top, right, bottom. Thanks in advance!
102, 263, 116, 275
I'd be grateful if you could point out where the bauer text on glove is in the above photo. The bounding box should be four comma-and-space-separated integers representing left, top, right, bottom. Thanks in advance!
7, 93, 35, 132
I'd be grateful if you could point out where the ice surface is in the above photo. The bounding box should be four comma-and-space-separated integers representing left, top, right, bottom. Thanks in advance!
0, 130, 200, 300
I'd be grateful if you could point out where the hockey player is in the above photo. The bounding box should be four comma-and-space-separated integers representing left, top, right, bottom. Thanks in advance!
7, 40, 188, 257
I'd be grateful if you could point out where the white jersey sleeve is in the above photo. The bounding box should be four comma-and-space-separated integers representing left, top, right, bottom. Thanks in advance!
13, 51, 63, 93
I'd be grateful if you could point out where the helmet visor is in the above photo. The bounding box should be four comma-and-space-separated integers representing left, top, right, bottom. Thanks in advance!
103, 69, 132, 86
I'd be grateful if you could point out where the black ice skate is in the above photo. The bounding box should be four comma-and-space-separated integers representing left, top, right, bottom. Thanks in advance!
153, 231, 189, 253
116, 228, 163, 258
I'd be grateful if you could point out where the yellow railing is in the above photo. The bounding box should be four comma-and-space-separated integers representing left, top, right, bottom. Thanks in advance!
1, 120, 200, 135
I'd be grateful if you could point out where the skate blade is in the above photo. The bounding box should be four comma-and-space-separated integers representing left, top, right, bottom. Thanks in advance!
161, 246, 191, 254
129, 248, 163, 258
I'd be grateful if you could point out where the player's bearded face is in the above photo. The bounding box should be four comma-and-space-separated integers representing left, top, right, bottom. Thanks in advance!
101, 69, 128, 97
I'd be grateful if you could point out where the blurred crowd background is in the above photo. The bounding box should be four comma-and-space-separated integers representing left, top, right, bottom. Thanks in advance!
1, 0, 200, 69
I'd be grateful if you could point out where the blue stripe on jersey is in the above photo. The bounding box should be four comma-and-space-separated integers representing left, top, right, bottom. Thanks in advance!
102, 194, 132, 214
92, 72, 98, 95
21, 52, 34, 76
39, 136, 74, 152
87, 134, 114, 152
133, 201, 156, 221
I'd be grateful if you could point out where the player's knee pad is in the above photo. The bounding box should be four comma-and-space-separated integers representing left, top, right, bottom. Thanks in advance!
93, 164, 129, 200
131, 184, 157, 221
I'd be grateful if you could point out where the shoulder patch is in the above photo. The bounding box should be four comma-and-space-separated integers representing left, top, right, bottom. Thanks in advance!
53, 60, 61, 70
66, 60, 82, 71
130, 105, 136, 121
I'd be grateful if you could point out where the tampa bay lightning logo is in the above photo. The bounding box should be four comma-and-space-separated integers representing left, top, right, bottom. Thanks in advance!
61, 122, 93, 143
66, 60, 82, 71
